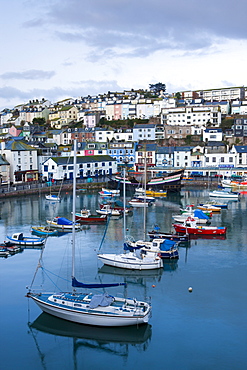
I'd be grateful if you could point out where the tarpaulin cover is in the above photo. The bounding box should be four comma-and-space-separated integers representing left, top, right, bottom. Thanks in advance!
57, 217, 73, 225
194, 209, 209, 219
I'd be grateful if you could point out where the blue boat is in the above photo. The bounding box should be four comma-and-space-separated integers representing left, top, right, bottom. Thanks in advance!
6, 233, 45, 247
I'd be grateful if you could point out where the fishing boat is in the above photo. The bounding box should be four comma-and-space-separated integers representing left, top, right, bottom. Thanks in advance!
45, 194, 61, 202
96, 204, 122, 216
124, 238, 179, 259
31, 226, 58, 237
46, 217, 82, 230
173, 218, 227, 235
172, 209, 211, 224
75, 209, 108, 224
209, 190, 240, 199
147, 228, 190, 242
27, 139, 152, 327
6, 232, 45, 246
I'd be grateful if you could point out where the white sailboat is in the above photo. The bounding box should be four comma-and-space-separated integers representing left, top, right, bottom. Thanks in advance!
27, 140, 151, 327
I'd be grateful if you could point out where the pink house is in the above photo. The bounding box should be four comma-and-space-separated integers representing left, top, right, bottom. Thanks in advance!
9, 125, 22, 137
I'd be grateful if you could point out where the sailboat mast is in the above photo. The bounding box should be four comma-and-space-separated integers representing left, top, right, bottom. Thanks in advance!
143, 148, 147, 240
72, 139, 77, 279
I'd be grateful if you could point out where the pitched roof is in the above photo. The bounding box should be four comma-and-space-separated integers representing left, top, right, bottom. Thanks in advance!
49, 155, 115, 165
5, 140, 36, 151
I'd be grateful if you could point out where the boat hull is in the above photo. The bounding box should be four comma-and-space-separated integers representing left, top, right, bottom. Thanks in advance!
75, 214, 107, 224
173, 224, 226, 235
107, 169, 184, 193
98, 253, 163, 270
29, 293, 151, 327
148, 231, 189, 242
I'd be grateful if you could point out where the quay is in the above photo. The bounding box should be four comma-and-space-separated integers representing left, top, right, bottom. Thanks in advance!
0, 177, 220, 199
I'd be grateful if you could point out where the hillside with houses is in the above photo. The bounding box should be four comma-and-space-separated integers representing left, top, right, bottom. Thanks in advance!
1, 85, 247, 185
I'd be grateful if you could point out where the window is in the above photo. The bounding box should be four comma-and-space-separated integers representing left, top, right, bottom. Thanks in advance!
206, 157, 209, 162
221, 157, 224, 162
212, 157, 216, 162
229, 157, 233, 162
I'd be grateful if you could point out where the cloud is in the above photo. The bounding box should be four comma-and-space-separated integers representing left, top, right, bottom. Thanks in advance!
0, 70, 55, 80
32, 0, 247, 53
0, 80, 123, 109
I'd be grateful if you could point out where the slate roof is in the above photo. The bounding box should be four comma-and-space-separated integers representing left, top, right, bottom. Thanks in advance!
234, 145, 247, 153
49, 155, 115, 165
5, 140, 36, 151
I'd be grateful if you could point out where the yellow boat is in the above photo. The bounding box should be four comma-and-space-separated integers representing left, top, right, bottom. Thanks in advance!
146, 189, 167, 197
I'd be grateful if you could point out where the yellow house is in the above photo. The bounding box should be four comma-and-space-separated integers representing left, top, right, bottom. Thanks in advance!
49, 106, 78, 128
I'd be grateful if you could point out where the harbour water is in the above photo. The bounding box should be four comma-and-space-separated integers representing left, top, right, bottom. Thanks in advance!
0, 187, 247, 369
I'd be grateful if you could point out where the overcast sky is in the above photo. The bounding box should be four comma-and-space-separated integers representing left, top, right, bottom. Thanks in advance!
0, 0, 246, 110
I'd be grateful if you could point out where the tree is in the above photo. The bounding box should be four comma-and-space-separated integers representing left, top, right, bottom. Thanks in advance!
149, 82, 166, 95
175, 92, 181, 100
32, 117, 46, 125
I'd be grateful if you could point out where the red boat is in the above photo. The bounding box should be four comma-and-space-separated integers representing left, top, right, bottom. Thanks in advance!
173, 217, 227, 236
75, 209, 107, 224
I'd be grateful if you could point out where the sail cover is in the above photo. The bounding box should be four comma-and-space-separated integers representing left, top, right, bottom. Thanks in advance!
159, 239, 177, 251
72, 277, 126, 288
193, 209, 209, 220
57, 217, 73, 225
89, 294, 114, 309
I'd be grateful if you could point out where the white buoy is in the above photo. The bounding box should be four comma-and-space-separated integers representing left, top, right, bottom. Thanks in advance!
188, 287, 193, 293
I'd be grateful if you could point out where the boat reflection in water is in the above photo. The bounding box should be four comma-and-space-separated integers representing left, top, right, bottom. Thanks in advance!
188, 234, 227, 240
29, 312, 152, 360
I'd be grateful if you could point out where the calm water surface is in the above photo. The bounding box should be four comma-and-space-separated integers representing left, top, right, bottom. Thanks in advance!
0, 187, 247, 370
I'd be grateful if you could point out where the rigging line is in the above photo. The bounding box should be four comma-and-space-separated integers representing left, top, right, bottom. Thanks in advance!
98, 215, 111, 251
40, 266, 68, 291
29, 244, 46, 290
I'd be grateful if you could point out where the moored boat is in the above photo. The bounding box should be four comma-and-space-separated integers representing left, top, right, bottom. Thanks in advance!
173, 218, 227, 235
31, 226, 59, 236
6, 232, 45, 246
209, 190, 240, 199
75, 209, 108, 224
107, 169, 184, 193
47, 217, 82, 230
45, 194, 61, 202
124, 238, 179, 259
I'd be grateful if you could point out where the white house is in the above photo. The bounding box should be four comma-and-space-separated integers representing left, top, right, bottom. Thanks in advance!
133, 123, 156, 141
1, 139, 39, 183
42, 155, 117, 181
94, 128, 115, 142
203, 128, 223, 142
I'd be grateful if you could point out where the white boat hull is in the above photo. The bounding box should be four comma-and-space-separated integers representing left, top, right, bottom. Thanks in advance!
98, 253, 163, 270
209, 191, 239, 199
46, 220, 81, 230
29, 293, 151, 327
172, 215, 209, 224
